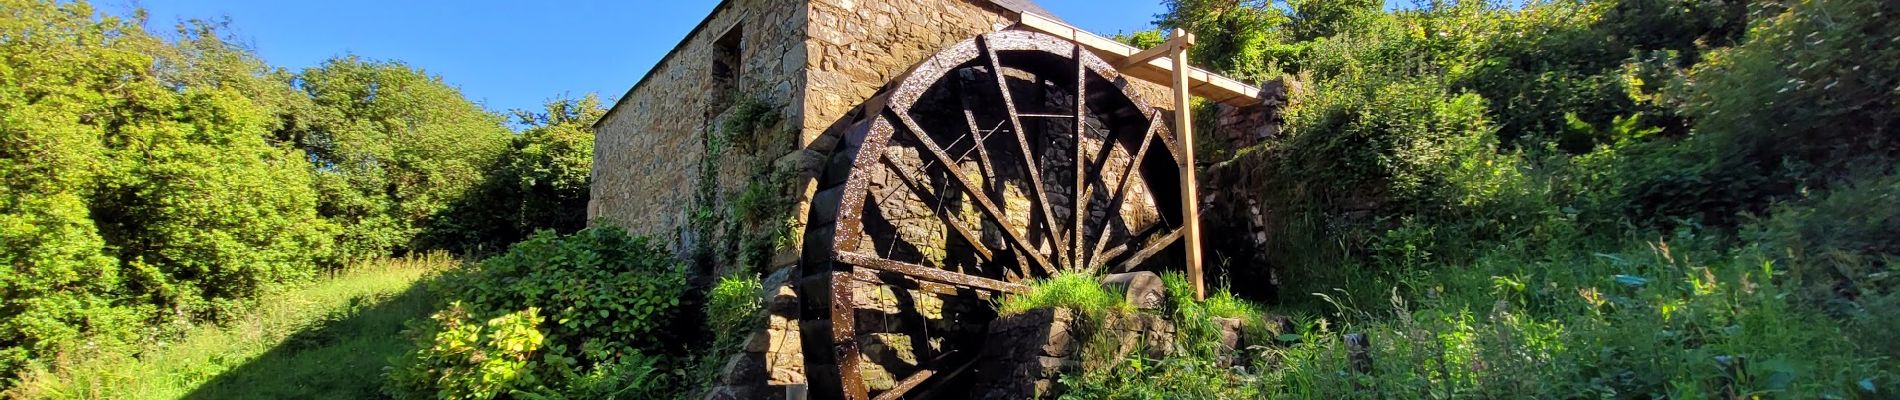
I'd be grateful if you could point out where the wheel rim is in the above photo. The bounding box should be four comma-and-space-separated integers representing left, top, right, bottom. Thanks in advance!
800, 30, 1189, 400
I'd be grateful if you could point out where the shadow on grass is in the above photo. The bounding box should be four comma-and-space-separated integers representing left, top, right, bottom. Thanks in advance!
181, 279, 438, 400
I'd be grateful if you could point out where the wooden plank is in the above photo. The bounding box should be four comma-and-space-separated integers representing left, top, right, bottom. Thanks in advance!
1014, 12, 1261, 107
838, 251, 1032, 294
1170, 29, 1206, 301
829, 270, 870, 400
1118, 33, 1194, 69
1072, 45, 1089, 272
851, 269, 978, 298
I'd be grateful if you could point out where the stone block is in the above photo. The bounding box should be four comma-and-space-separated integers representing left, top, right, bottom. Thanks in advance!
1098, 271, 1167, 310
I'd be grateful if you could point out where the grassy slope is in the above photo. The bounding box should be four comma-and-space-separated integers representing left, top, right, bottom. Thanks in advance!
8, 255, 453, 399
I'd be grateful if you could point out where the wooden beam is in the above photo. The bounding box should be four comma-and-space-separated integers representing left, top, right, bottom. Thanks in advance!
1169, 28, 1206, 301
1014, 12, 1261, 107
837, 251, 1032, 294
1118, 32, 1193, 69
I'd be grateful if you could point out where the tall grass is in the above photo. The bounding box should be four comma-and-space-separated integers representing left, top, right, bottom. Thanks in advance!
993, 272, 1132, 318
7, 253, 457, 399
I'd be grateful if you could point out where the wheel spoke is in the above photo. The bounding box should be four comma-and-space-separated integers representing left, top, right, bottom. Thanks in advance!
951, 75, 1007, 213
880, 157, 998, 264
890, 109, 1057, 273
1109, 227, 1183, 273
1087, 111, 1165, 270
980, 34, 1069, 270
839, 250, 1031, 294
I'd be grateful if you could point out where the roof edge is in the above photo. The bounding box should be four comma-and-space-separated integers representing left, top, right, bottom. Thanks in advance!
593, 0, 739, 129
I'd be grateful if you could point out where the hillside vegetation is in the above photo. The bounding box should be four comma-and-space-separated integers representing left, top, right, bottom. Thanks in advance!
1069, 0, 1898, 397
9, 255, 454, 399
0, 0, 598, 390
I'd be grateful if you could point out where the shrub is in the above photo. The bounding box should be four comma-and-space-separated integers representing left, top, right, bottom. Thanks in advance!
1, 0, 338, 379
386, 305, 547, 400
705, 274, 763, 352
422, 96, 604, 255
386, 227, 690, 398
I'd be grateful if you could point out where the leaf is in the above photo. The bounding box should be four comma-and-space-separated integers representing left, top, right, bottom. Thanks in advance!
1613, 275, 1648, 287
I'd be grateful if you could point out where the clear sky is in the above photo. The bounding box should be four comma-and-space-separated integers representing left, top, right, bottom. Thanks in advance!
116, 0, 1167, 118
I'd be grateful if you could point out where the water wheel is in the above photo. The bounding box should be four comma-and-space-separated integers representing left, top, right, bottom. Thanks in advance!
799, 30, 1189, 400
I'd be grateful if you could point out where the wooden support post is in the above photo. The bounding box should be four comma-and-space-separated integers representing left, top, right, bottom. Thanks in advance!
1167, 28, 1206, 301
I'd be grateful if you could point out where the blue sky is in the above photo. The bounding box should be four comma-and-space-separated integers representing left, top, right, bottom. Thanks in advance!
118, 0, 1166, 118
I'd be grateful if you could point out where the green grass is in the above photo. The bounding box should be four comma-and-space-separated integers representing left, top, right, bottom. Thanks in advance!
8, 254, 456, 399
993, 272, 1132, 318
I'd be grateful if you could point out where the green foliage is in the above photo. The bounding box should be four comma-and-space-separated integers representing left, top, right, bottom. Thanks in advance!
691, 95, 797, 276
386, 227, 691, 399
1111, 29, 1166, 49
289, 55, 513, 261
0, 0, 337, 379
521, 353, 670, 400
424, 95, 606, 255
1055, 274, 1268, 399
1154, 0, 1294, 80
1124, 0, 1900, 397
9, 254, 453, 399
684, 273, 765, 392
387, 304, 546, 400
1284, 0, 1380, 42
705, 274, 764, 352
994, 272, 1132, 318
719, 96, 784, 154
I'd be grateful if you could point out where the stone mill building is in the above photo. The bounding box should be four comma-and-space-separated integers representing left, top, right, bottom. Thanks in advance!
587, 0, 1279, 398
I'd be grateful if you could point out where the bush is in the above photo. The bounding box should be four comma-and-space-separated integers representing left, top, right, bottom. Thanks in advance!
1, 0, 337, 379
705, 274, 763, 352
386, 227, 691, 399
423, 96, 604, 255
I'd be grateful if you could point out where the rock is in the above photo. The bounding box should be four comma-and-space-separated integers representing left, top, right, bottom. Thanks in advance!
1099, 271, 1167, 309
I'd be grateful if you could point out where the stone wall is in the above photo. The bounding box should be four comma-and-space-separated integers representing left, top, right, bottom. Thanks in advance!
971, 308, 1178, 399
590, 0, 810, 250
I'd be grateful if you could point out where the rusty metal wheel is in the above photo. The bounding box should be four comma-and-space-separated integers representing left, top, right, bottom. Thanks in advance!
799, 30, 1188, 400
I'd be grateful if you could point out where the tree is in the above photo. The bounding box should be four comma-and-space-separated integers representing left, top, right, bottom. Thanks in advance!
288, 56, 513, 260
423, 95, 605, 254
1, 0, 335, 377
1154, 0, 1292, 79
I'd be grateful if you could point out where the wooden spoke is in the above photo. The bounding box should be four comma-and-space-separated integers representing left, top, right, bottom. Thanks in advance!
881, 158, 998, 264
839, 251, 1031, 294
980, 34, 1069, 269
953, 70, 1003, 202
1087, 111, 1165, 271
890, 110, 1056, 273
1112, 227, 1183, 273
